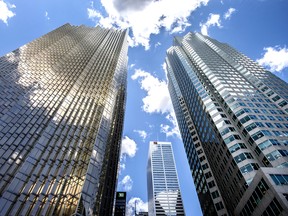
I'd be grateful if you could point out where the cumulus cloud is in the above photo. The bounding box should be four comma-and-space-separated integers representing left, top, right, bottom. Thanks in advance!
119, 163, 126, 173
87, 0, 210, 50
127, 197, 148, 216
134, 130, 147, 141
119, 175, 133, 192
131, 69, 173, 114
200, 13, 221, 36
0, 0, 16, 25
256, 46, 288, 72
121, 136, 138, 158
160, 112, 181, 138
224, 8, 236, 20
131, 68, 181, 139
119, 136, 137, 174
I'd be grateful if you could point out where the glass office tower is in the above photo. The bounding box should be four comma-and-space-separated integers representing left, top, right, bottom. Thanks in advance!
0, 23, 128, 216
166, 32, 288, 215
147, 141, 185, 215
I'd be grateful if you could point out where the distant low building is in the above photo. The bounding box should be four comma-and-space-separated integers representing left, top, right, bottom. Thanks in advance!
115, 192, 127, 216
147, 141, 185, 215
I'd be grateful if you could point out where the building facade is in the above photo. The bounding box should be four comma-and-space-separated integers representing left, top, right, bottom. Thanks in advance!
0, 23, 128, 216
147, 141, 185, 215
166, 32, 288, 215
114, 192, 126, 216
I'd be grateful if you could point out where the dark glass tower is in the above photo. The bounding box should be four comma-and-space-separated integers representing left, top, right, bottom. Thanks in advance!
0, 23, 128, 216
166, 32, 288, 215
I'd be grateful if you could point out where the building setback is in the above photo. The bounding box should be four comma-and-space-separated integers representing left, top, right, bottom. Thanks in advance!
0, 23, 128, 216
147, 141, 185, 215
166, 32, 288, 215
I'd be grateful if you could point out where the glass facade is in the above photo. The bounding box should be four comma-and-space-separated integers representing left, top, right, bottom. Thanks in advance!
0, 24, 128, 216
147, 141, 185, 215
166, 32, 288, 215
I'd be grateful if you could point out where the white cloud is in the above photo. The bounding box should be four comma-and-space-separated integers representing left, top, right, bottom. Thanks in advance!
126, 197, 148, 216
45, 11, 50, 20
256, 46, 288, 72
121, 136, 138, 158
129, 63, 136, 69
87, 0, 210, 50
160, 112, 181, 138
134, 130, 147, 141
224, 8, 236, 20
119, 175, 133, 192
131, 68, 181, 139
155, 42, 161, 48
119, 163, 126, 172
0, 0, 16, 25
131, 69, 173, 114
200, 13, 221, 36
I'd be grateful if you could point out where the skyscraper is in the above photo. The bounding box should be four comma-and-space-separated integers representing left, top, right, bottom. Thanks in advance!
114, 192, 127, 216
166, 32, 288, 215
147, 141, 185, 215
0, 23, 128, 216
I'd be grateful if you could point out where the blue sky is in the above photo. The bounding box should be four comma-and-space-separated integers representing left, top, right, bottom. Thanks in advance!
1, 0, 288, 215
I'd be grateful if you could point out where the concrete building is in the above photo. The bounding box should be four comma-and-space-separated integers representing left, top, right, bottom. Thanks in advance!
0, 23, 128, 216
147, 141, 185, 215
166, 32, 288, 215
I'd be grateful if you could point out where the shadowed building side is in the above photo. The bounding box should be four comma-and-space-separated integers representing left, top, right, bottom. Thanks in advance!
0, 23, 128, 216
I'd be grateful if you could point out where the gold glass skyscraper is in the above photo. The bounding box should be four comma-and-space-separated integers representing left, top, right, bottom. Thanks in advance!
166, 32, 288, 215
0, 24, 128, 216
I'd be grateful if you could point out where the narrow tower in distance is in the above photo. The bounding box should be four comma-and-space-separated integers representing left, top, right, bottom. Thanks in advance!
147, 141, 185, 215
166, 32, 288, 215
0, 23, 128, 216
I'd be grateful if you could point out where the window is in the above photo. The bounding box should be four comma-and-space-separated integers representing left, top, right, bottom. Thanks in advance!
208, 180, 215, 188
240, 115, 257, 124
258, 115, 267, 120
266, 116, 275, 121
205, 171, 212, 179
266, 150, 282, 161
251, 130, 272, 141
202, 163, 209, 170
220, 127, 235, 136
235, 108, 251, 117
240, 163, 259, 174
224, 134, 241, 144
234, 152, 254, 163
253, 109, 260, 113
272, 95, 280, 102
265, 123, 274, 128
275, 123, 283, 128
276, 116, 284, 121
278, 100, 288, 107
215, 201, 224, 211
258, 139, 280, 150
262, 198, 283, 216
240, 179, 269, 216
229, 143, 247, 153
272, 131, 281, 136
245, 122, 264, 132
270, 174, 288, 185
211, 190, 220, 199
200, 156, 206, 162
